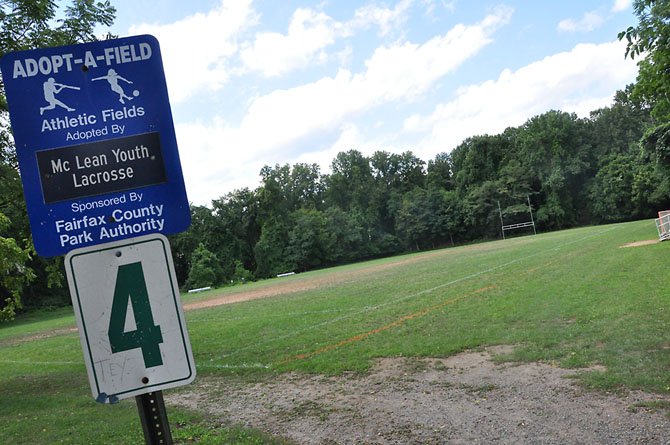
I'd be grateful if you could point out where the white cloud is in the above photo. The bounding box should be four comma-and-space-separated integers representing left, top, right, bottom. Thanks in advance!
241, 0, 423, 78
114, 2, 641, 208
127, 0, 449, 98
178, 7, 513, 204
295, 123, 365, 172
350, 0, 415, 36
612, 0, 632, 13
558, 11, 605, 32
404, 40, 638, 160
241, 8, 340, 77
442, 1, 457, 14
336, 46, 354, 67
129, 0, 258, 102
239, 6, 511, 148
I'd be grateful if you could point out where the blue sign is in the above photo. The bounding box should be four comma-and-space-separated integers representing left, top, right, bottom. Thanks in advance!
1, 35, 190, 257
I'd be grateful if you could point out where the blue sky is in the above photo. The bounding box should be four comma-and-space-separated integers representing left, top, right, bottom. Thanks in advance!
106, 0, 639, 206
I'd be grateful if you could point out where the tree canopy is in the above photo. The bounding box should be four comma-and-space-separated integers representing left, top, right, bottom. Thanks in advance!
619, 0, 670, 120
0, 0, 116, 319
2, 0, 670, 316
167, 93, 662, 288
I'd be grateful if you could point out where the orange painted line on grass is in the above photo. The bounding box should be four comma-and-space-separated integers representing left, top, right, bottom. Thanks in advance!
279, 285, 496, 365
523, 260, 555, 275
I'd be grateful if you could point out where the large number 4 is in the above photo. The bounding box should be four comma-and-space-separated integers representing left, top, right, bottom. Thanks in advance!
108, 262, 164, 368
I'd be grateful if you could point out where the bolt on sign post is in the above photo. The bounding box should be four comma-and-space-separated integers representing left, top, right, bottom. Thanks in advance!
1, 35, 194, 444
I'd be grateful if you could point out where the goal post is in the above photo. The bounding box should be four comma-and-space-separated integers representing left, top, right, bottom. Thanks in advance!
655, 211, 670, 241
498, 195, 536, 240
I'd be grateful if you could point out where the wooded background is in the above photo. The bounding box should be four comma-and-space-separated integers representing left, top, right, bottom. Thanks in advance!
1, 0, 669, 318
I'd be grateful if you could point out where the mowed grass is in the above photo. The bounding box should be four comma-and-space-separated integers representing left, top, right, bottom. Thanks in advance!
1, 219, 669, 443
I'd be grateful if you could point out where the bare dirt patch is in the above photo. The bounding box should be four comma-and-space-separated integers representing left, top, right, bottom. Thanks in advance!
168, 346, 670, 444
0, 327, 78, 347
2, 248, 469, 344
182, 243, 510, 312
620, 239, 660, 248
183, 281, 322, 310
183, 254, 436, 311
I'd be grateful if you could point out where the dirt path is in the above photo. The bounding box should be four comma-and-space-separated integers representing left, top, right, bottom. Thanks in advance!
169, 346, 670, 444
6, 239, 670, 443
620, 239, 659, 248
182, 251, 446, 311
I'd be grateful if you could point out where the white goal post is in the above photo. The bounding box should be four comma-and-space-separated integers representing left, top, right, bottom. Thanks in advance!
498, 195, 536, 240
655, 211, 670, 241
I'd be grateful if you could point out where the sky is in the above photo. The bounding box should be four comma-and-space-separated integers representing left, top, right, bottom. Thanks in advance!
106, 0, 640, 206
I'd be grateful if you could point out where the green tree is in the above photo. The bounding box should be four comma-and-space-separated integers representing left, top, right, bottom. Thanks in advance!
437, 189, 465, 245
619, 0, 670, 120
394, 188, 433, 250
619, 1, 670, 210
289, 163, 324, 210
186, 243, 223, 290
586, 88, 656, 221
394, 186, 463, 250
463, 180, 504, 239
286, 209, 333, 271
170, 205, 218, 284
514, 111, 592, 229
0, 213, 34, 320
324, 150, 374, 212
635, 122, 670, 209
258, 163, 323, 219
588, 87, 652, 160
631, 148, 670, 214
254, 217, 293, 278
324, 150, 387, 255
0, 1, 116, 317
323, 207, 366, 263
0, 0, 115, 54
231, 259, 253, 283
369, 150, 425, 234
588, 153, 640, 222
211, 188, 261, 274
451, 134, 509, 196
426, 152, 453, 190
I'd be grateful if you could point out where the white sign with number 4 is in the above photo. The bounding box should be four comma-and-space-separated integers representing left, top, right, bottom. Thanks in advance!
65, 234, 196, 403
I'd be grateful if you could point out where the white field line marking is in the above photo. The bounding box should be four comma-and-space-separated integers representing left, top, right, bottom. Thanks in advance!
0, 360, 80, 366
0, 358, 272, 371
197, 362, 271, 370
3, 227, 616, 369
188, 307, 360, 323
217, 226, 618, 361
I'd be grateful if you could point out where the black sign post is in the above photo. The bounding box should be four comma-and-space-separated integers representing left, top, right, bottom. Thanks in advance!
136, 391, 174, 445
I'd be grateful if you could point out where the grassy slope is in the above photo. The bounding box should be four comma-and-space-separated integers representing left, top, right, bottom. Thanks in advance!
1, 220, 668, 443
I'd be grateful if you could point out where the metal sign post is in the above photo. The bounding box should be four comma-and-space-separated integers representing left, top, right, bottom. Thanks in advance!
136, 391, 174, 445
1, 35, 195, 443
65, 234, 195, 442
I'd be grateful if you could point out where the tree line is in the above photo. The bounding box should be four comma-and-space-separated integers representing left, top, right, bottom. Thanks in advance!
1, 0, 669, 318
171, 91, 665, 289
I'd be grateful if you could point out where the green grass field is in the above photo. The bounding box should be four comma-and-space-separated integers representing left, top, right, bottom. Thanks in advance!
1, 219, 669, 444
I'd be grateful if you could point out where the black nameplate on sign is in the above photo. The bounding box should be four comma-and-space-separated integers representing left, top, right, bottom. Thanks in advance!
36, 132, 167, 204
